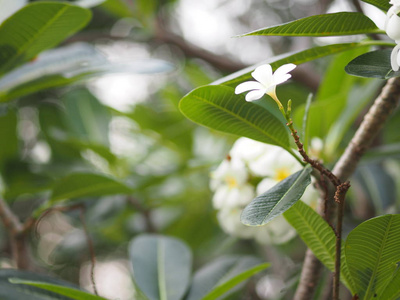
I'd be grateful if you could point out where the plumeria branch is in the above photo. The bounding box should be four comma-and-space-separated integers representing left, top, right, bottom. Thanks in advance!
0, 198, 35, 269
295, 76, 400, 300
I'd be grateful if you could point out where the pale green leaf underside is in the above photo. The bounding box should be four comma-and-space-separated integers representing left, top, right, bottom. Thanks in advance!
214, 42, 388, 87
179, 85, 291, 150
345, 49, 400, 79
201, 263, 270, 300
0, 2, 91, 76
186, 256, 261, 300
10, 279, 107, 300
241, 167, 312, 226
240, 12, 380, 37
129, 235, 192, 300
50, 173, 132, 202
345, 214, 400, 299
284, 201, 355, 293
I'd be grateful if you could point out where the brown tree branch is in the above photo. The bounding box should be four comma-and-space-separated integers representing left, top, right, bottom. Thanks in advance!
294, 76, 400, 299
0, 198, 32, 269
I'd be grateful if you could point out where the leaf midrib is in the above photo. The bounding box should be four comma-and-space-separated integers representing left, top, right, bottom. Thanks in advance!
190, 94, 289, 150
0, 5, 70, 74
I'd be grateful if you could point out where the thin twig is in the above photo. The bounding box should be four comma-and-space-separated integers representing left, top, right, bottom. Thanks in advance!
78, 207, 98, 296
35, 204, 99, 295
333, 182, 351, 300
294, 76, 400, 299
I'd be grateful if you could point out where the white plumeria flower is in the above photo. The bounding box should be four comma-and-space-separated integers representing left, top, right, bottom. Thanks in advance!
385, 4, 400, 71
391, 44, 400, 71
235, 63, 296, 102
254, 215, 297, 245
210, 159, 255, 209
0, 0, 26, 24
385, 5, 400, 43
217, 206, 257, 239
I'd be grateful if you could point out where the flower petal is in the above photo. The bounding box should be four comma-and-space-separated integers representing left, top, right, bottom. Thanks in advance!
272, 64, 296, 82
235, 81, 264, 94
245, 90, 265, 101
251, 64, 273, 87
391, 44, 400, 71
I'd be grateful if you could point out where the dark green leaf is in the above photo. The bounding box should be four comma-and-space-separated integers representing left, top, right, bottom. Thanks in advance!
345, 49, 400, 79
283, 201, 355, 293
186, 256, 263, 300
240, 13, 380, 37
0, 269, 81, 300
241, 166, 312, 226
10, 279, 107, 300
214, 42, 384, 87
179, 85, 291, 151
345, 214, 400, 299
361, 0, 391, 11
0, 2, 91, 75
129, 234, 192, 300
50, 173, 132, 202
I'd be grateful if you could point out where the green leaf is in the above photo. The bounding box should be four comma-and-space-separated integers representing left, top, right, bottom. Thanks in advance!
345, 49, 400, 79
50, 173, 132, 202
200, 262, 269, 300
240, 13, 380, 37
0, 269, 82, 300
380, 270, 400, 300
0, 2, 91, 76
214, 42, 386, 87
283, 201, 355, 293
10, 279, 107, 300
179, 85, 291, 151
186, 256, 264, 300
241, 166, 312, 226
324, 79, 381, 159
0, 106, 18, 169
345, 214, 400, 299
361, 0, 391, 11
129, 234, 192, 300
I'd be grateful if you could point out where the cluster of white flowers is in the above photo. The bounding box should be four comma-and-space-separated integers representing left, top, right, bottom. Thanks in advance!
386, 0, 400, 71
210, 137, 319, 245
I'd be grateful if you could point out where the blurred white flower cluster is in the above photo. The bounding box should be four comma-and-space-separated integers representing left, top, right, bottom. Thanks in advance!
385, 0, 400, 71
210, 137, 319, 245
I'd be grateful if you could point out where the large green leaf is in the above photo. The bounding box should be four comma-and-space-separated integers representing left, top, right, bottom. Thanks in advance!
129, 235, 192, 300
345, 214, 400, 299
283, 201, 355, 293
10, 279, 107, 300
241, 166, 312, 226
50, 173, 132, 202
0, 2, 91, 76
214, 42, 387, 87
179, 85, 291, 151
361, 0, 391, 11
345, 49, 400, 79
240, 13, 380, 37
186, 256, 264, 300
0, 269, 81, 300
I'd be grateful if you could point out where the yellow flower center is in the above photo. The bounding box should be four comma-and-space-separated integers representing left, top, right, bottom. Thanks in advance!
274, 167, 291, 181
225, 176, 238, 188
